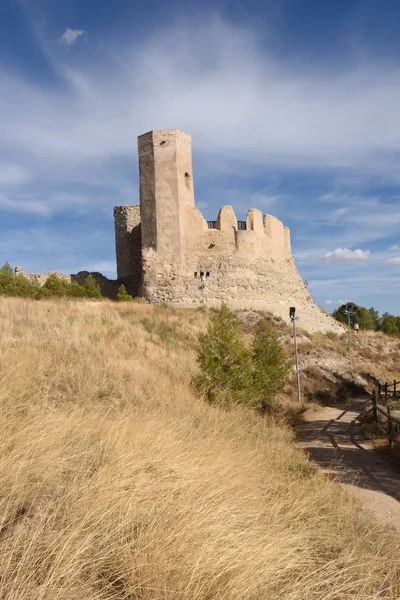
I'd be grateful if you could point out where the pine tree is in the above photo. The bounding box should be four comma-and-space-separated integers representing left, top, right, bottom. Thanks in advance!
252, 318, 290, 410
381, 313, 399, 335
117, 284, 133, 302
197, 304, 254, 405
42, 273, 69, 297
355, 307, 374, 330
84, 275, 102, 299
0, 263, 14, 294
67, 281, 88, 298
12, 275, 40, 298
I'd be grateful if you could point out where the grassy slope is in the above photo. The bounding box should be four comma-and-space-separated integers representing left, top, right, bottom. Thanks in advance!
0, 298, 399, 599
250, 313, 400, 404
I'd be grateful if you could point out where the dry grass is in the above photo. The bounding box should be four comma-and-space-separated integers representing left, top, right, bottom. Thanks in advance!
0, 298, 400, 599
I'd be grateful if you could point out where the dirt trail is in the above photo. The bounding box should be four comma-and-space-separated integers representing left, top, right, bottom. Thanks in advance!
297, 400, 400, 532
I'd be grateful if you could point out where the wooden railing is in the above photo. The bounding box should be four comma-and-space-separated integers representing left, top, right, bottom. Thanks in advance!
207, 220, 248, 230
371, 379, 400, 448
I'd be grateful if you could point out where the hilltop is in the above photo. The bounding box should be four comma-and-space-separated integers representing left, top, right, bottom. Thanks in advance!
0, 298, 399, 599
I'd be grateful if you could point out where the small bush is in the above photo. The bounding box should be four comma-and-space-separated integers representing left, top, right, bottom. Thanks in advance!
67, 281, 88, 298
0, 263, 102, 300
252, 318, 290, 411
117, 284, 133, 302
42, 273, 69, 297
0, 262, 14, 293
83, 275, 102, 299
197, 304, 255, 406
157, 321, 176, 342
197, 306, 290, 409
141, 318, 157, 334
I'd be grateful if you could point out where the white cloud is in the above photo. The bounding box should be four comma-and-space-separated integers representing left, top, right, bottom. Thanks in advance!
59, 28, 85, 48
0, 190, 113, 216
4, 17, 400, 176
390, 244, 399, 251
385, 256, 400, 265
323, 248, 371, 261
325, 299, 348, 306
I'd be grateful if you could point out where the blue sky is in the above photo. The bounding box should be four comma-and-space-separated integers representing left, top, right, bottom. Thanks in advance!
1, 0, 400, 314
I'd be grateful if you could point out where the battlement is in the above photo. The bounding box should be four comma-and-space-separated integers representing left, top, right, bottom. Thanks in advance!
113, 129, 341, 333
195, 207, 290, 250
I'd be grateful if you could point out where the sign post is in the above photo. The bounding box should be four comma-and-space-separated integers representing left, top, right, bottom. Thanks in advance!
290, 307, 302, 406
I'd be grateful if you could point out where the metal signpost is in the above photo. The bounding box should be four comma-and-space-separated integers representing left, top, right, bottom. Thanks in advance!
290, 307, 302, 406
341, 303, 357, 359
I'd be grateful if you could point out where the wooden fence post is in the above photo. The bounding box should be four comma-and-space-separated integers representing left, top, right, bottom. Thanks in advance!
372, 388, 378, 423
384, 382, 388, 401
388, 405, 393, 449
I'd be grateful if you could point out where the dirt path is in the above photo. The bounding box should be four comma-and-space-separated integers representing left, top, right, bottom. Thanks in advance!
297, 400, 400, 532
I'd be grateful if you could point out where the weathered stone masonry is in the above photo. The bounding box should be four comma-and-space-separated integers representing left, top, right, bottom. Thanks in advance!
114, 129, 341, 333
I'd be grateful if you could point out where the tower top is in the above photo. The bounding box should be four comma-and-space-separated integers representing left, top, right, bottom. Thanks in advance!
138, 130, 192, 154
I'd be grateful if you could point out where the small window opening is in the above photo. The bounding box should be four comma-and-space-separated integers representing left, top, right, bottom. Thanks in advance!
160, 140, 167, 146
194, 272, 198, 278
206, 272, 210, 278
185, 172, 191, 190
200, 271, 204, 278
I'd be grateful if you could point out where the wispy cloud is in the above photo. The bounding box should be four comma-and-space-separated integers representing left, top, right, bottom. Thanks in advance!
59, 28, 86, 48
323, 248, 371, 261
385, 256, 400, 265
325, 299, 348, 306
390, 243, 399, 251
4, 18, 400, 174
0, 190, 114, 217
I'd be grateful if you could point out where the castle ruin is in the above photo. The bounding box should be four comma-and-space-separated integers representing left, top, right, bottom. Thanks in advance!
114, 129, 340, 333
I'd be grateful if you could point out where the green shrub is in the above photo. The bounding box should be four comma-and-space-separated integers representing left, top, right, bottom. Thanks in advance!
0, 263, 101, 300
83, 275, 102, 300
0, 263, 14, 294
11, 275, 40, 298
252, 318, 290, 411
197, 304, 254, 406
117, 284, 133, 302
196, 306, 290, 409
42, 273, 69, 298
141, 318, 156, 334
67, 281, 89, 298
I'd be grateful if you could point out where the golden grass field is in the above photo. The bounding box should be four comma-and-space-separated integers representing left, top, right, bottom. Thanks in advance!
0, 297, 399, 599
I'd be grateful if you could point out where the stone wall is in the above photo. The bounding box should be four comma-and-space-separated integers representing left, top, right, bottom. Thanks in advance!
15, 267, 121, 299
138, 205, 340, 334
15, 267, 71, 285
113, 205, 142, 296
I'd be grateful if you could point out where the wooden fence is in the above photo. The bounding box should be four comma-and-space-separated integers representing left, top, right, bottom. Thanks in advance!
371, 379, 400, 448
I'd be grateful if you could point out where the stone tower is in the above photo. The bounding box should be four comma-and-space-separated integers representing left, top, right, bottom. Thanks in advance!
138, 129, 195, 266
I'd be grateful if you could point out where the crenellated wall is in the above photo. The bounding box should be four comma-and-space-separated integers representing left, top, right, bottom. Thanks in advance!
113, 129, 342, 333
